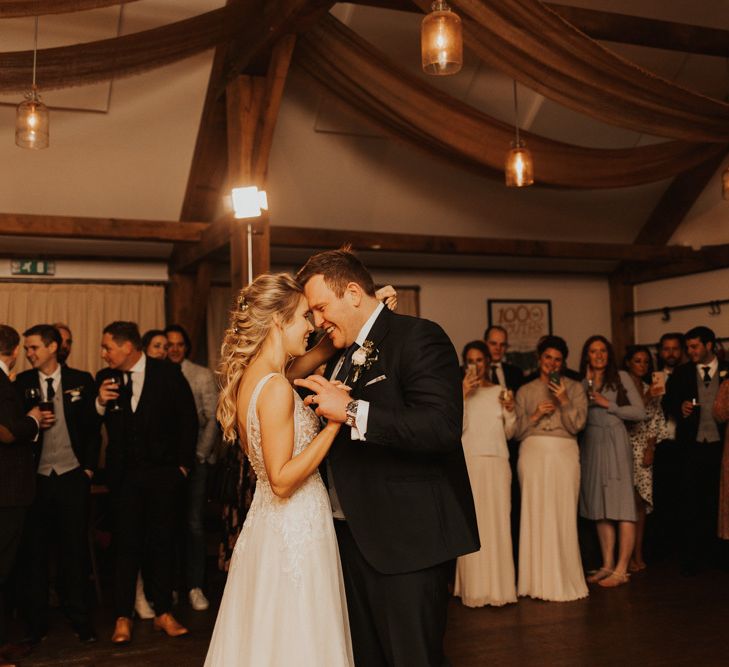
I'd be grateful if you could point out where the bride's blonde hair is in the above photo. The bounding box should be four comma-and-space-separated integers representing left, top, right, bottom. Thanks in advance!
217, 273, 304, 443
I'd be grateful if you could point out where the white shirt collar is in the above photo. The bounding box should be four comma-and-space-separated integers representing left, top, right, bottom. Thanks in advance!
354, 302, 384, 347
0, 359, 9, 376
129, 353, 146, 374
39, 364, 62, 384
698, 357, 719, 375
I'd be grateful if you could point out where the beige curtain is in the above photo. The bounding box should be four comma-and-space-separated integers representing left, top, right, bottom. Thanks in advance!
0, 282, 164, 376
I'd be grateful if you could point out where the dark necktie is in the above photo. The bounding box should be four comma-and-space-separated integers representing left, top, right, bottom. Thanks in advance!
46, 377, 55, 401
702, 366, 712, 387
491, 364, 500, 385
335, 343, 360, 384
123, 371, 134, 408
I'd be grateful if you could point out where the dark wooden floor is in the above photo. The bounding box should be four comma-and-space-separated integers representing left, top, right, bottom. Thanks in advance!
16, 560, 729, 666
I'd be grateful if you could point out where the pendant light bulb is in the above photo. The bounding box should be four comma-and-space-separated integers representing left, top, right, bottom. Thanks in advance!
421, 1, 463, 76
16, 16, 49, 150
505, 81, 533, 187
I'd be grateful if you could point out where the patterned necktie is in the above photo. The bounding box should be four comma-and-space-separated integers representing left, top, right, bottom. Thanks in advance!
335, 343, 360, 384
491, 364, 500, 385
702, 366, 711, 387
46, 377, 55, 401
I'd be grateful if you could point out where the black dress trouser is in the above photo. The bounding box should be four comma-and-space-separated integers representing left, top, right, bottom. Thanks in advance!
335, 521, 451, 667
112, 466, 183, 618
0, 506, 26, 644
19, 467, 91, 637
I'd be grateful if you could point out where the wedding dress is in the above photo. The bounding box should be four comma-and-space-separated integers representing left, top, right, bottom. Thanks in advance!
205, 373, 353, 666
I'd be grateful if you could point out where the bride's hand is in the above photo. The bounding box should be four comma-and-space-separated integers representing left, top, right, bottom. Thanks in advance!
375, 285, 398, 311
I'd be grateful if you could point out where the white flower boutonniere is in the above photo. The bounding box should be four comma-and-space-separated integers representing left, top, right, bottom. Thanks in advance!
720, 369, 728, 379
64, 387, 84, 402
350, 340, 379, 385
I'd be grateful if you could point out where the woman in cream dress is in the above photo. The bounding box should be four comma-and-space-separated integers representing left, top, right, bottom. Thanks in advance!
454, 341, 517, 607
515, 336, 588, 602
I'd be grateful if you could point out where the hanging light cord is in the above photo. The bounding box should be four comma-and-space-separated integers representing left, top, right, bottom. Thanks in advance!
512, 79, 520, 145
32, 15, 39, 89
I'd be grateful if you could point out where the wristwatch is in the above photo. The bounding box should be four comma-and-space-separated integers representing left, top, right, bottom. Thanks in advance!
345, 400, 359, 428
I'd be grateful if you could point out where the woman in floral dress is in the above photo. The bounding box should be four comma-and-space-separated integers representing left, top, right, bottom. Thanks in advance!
623, 345, 668, 572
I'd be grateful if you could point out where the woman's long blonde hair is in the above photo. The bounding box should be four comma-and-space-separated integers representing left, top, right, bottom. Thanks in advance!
217, 273, 304, 443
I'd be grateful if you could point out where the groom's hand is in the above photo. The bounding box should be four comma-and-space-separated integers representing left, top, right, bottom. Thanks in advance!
294, 375, 350, 422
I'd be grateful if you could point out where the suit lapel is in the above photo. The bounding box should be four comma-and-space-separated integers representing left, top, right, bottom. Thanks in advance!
350, 308, 392, 396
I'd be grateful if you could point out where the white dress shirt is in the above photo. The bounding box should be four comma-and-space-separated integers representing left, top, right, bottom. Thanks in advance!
38, 364, 62, 401
697, 356, 719, 382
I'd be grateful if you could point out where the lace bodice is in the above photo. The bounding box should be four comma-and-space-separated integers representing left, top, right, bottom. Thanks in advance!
234, 373, 331, 585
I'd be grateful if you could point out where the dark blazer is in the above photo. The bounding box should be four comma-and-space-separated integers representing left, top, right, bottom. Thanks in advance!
0, 368, 38, 507
15, 365, 100, 472
501, 361, 525, 392
327, 307, 479, 575
664, 360, 729, 443
96, 356, 198, 485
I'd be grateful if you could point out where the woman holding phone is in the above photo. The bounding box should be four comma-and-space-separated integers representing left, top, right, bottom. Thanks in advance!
579, 336, 646, 588
454, 340, 517, 607
622, 346, 669, 572
514, 335, 588, 601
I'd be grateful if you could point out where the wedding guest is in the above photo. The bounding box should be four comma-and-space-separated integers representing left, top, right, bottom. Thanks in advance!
0, 326, 41, 666
15, 325, 99, 644
713, 377, 729, 541
652, 332, 686, 558
95, 321, 197, 644
622, 345, 669, 572
52, 323, 73, 366
665, 326, 729, 574
141, 329, 168, 360
525, 335, 582, 382
165, 324, 218, 612
483, 326, 524, 391
454, 341, 516, 607
579, 336, 645, 588
514, 335, 588, 601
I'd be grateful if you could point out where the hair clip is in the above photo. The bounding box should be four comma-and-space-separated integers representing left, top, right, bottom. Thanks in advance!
237, 295, 249, 311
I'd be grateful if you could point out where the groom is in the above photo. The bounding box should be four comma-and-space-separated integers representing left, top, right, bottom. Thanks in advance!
295, 249, 478, 667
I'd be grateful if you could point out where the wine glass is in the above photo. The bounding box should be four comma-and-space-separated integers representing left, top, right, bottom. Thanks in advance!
106, 373, 123, 413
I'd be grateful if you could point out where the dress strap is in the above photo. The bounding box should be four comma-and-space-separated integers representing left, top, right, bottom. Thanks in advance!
246, 372, 284, 434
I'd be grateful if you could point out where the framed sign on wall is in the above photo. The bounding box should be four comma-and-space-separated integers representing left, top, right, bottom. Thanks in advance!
487, 299, 553, 374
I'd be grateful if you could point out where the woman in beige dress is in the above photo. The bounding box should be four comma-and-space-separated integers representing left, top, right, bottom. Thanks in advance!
454, 341, 516, 607
515, 335, 588, 602
713, 378, 729, 540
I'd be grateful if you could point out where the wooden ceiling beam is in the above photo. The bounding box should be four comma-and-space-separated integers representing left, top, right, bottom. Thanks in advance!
352, 1, 729, 57
0, 213, 206, 243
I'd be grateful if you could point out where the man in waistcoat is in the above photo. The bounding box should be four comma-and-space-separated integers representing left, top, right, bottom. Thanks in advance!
15, 325, 99, 644
664, 326, 729, 575
95, 321, 197, 644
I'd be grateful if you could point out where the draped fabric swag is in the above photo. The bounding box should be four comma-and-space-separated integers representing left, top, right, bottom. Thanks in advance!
0, 0, 139, 17
297, 16, 724, 189
412, 0, 729, 143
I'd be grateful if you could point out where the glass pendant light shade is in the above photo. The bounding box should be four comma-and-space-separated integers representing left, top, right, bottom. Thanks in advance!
505, 141, 534, 188
16, 87, 49, 150
723, 166, 729, 200
421, 1, 463, 76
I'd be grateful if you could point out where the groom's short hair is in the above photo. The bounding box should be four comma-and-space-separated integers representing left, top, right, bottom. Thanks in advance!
297, 246, 376, 298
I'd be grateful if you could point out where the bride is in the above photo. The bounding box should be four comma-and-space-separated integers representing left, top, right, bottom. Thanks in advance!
205, 273, 395, 666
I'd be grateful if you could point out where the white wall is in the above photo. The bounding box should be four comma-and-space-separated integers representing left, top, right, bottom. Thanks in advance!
634, 267, 729, 346
0, 259, 168, 282
368, 269, 610, 365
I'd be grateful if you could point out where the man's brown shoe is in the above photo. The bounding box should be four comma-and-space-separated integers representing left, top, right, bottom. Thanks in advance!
111, 616, 132, 644
153, 613, 189, 637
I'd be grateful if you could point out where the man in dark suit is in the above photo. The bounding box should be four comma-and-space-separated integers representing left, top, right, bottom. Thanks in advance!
95, 321, 197, 644
14, 324, 99, 644
0, 325, 40, 666
483, 325, 525, 391
664, 325, 729, 574
296, 249, 479, 667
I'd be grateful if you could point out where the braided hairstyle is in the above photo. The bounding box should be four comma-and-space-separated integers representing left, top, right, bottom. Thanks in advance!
217, 273, 303, 443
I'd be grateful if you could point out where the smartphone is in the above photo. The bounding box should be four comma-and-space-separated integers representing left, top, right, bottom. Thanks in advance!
651, 371, 666, 396
548, 371, 560, 385
466, 362, 478, 379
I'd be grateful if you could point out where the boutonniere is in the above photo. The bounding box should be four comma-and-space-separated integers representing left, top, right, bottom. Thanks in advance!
64, 387, 83, 402
721, 370, 728, 379
349, 340, 379, 385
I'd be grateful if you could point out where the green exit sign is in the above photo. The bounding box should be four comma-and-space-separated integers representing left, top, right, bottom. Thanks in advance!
11, 260, 55, 276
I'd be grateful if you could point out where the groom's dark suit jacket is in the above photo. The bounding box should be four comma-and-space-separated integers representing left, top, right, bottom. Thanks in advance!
327, 307, 479, 575
96, 357, 198, 486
